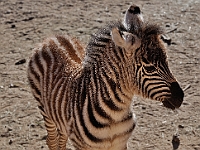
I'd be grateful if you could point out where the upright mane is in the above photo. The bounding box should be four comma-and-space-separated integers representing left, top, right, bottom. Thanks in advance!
84, 21, 126, 61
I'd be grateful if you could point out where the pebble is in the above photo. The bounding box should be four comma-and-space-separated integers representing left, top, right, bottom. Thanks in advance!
172, 134, 180, 150
9, 84, 19, 88
15, 59, 26, 65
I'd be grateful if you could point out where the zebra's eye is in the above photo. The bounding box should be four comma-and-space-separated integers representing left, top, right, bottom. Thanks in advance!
143, 65, 156, 73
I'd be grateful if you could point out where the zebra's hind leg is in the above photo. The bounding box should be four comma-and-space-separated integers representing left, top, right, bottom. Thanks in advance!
40, 109, 59, 150
45, 117, 59, 150
42, 112, 67, 149
58, 131, 68, 150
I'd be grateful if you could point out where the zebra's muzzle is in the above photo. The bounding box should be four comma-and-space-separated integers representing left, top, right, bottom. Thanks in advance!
162, 82, 184, 109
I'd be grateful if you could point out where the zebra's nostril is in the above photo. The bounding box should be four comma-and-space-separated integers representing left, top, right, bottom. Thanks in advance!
128, 6, 140, 14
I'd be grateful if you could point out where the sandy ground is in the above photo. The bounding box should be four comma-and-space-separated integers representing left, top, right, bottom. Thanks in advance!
0, 0, 200, 149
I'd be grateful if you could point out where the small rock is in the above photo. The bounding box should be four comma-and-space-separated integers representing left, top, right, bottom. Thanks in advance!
11, 24, 16, 28
178, 125, 184, 129
7, 128, 12, 132
15, 59, 26, 65
9, 139, 13, 145
142, 106, 146, 110
30, 124, 35, 128
172, 134, 180, 150
9, 84, 19, 88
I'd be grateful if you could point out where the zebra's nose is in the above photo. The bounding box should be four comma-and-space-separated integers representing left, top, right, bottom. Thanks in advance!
162, 82, 184, 109
170, 82, 184, 102
128, 5, 141, 14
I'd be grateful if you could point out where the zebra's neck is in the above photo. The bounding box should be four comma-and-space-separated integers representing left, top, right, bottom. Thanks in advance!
83, 57, 135, 107
81, 22, 137, 121
84, 44, 137, 99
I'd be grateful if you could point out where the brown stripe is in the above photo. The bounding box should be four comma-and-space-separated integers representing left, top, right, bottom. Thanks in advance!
56, 35, 81, 64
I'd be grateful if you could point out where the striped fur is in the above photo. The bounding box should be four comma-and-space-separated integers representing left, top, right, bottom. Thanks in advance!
27, 4, 183, 150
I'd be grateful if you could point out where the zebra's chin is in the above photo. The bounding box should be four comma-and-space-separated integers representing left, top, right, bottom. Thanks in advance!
162, 98, 183, 110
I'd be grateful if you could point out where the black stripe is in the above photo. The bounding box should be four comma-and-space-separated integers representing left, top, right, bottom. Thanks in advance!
52, 67, 63, 88
34, 52, 44, 76
141, 75, 161, 92
77, 75, 103, 142
149, 88, 170, 99
104, 44, 121, 65
50, 79, 62, 123
28, 67, 41, 96
29, 78, 41, 97
89, 66, 112, 120
112, 47, 124, 63
88, 93, 108, 128
136, 67, 142, 90
147, 84, 169, 96
159, 62, 170, 75
72, 78, 85, 144
93, 101, 112, 121
142, 67, 158, 76
57, 80, 67, 129
88, 65, 110, 127
29, 59, 40, 82
41, 48, 53, 109
100, 77, 122, 111
38, 105, 45, 113
50, 71, 63, 122
76, 73, 102, 143
70, 138, 83, 149
144, 81, 166, 96
101, 69, 124, 103
91, 42, 106, 48
41, 47, 52, 68
93, 90, 112, 120
97, 36, 110, 43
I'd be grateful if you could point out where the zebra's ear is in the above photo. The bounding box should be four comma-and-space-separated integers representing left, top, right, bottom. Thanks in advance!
111, 27, 141, 53
111, 28, 124, 46
161, 34, 171, 46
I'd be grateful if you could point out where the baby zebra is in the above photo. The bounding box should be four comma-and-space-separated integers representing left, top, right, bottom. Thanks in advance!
27, 4, 184, 150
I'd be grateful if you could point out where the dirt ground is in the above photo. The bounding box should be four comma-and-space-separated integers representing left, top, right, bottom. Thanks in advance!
0, 0, 200, 149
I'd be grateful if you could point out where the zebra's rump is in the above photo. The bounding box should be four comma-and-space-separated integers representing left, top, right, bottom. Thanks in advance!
27, 35, 84, 115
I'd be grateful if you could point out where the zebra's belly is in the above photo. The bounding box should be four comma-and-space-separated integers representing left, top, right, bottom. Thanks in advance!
70, 132, 132, 150
68, 115, 136, 150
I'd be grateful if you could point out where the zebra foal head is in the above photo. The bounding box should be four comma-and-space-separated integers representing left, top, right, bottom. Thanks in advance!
112, 4, 184, 109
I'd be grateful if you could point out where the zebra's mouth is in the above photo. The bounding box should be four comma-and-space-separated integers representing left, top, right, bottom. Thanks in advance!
162, 98, 182, 110
162, 100, 176, 110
